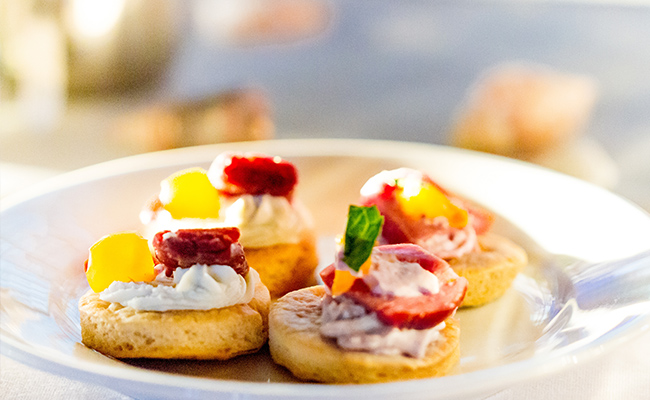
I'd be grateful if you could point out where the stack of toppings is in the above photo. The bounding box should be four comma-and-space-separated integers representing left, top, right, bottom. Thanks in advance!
359, 168, 493, 259
141, 152, 299, 225
319, 205, 468, 358
140, 151, 318, 299
84, 227, 258, 311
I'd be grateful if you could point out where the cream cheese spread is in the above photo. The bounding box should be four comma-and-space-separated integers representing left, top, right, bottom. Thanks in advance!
320, 295, 445, 358
364, 251, 440, 297
99, 264, 259, 311
414, 216, 478, 260
141, 194, 312, 247
222, 194, 311, 248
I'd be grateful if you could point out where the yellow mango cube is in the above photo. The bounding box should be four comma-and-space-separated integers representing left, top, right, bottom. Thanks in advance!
159, 167, 220, 219
397, 182, 468, 228
86, 232, 156, 292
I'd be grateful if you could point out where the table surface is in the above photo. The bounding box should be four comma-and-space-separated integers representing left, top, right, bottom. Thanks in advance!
2, 1, 650, 398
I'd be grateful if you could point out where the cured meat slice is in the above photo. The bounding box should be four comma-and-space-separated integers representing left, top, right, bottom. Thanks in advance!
152, 228, 248, 276
320, 244, 467, 330
345, 278, 467, 329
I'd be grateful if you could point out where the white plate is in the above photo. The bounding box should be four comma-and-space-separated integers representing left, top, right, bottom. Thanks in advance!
2, 139, 650, 400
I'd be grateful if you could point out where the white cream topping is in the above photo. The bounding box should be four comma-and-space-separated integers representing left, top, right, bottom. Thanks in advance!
414, 216, 478, 259
222, 194, 311, 247
141, 194, 311, 247
332, 246, 440, 297
364, 252, 440, 297
359, 167, 425, 198
319, 295, 445, 358
99, 265, 259, 311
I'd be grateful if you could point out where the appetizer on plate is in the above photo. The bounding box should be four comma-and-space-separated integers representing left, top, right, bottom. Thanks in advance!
140, 152, 319, 298
79, 227, 270, 359
269, 205, 467, 383
358, 168, 528, 307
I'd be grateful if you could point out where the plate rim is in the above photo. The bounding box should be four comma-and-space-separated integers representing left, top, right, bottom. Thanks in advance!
2, 138, 650, 399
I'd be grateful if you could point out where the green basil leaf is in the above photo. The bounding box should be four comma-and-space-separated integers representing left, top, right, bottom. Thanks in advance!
342, 205, 384, 272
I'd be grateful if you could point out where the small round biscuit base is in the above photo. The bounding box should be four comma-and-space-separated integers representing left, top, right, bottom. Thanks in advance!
269, 286, 460, 384
79, 281, 270, 359
244, 232, 319, 298
449, 233, 528, 307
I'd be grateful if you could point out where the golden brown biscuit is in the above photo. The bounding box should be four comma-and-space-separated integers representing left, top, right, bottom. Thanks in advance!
79, 281, 270, 359
448, 233, 528, 307
244, 231, 319, 299
269, 286, 460, 384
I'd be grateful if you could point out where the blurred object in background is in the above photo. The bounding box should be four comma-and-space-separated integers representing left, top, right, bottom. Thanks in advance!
62, 0, 180, 96
0, 0, 179, 139
450, 62, 597, 159
192, 0, 331, 46
112, 88, 274, 152
449, 62, 618, 188
1, 0, 68, 136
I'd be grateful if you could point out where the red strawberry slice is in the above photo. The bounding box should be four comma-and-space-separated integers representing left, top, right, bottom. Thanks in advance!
320, 244, 467, 330
209, 152, 298, 198
152, 227, 248, 276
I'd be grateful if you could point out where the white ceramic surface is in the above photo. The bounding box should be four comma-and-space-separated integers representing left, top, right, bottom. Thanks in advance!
2, 139, 650, 400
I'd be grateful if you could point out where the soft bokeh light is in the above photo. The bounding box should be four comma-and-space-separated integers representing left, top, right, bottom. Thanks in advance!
68, 0, 126, 39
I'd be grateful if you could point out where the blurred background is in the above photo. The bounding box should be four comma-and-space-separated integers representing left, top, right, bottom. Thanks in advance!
1, 0, 650, 210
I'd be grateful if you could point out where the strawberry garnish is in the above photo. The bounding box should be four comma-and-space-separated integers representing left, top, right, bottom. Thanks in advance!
209, 152, 298, 198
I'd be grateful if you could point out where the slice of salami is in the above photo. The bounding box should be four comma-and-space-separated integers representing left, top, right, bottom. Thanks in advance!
371, 244, 448, 275
320, 244, 467, 330
345, 277, 467, 330
152, 227, 248, 276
